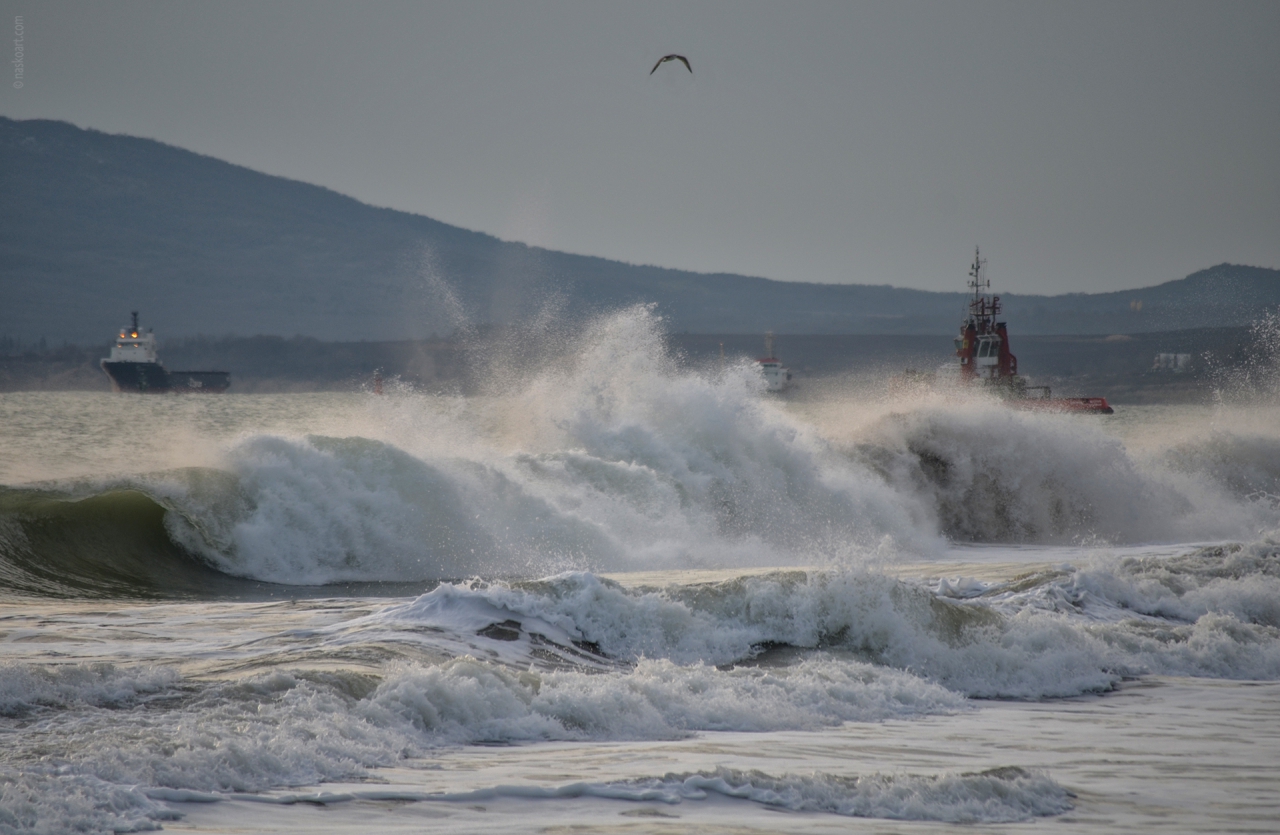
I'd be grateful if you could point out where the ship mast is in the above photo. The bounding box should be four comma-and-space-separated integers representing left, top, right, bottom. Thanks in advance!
965, 247, 1000, 333
968, 248, 987, 303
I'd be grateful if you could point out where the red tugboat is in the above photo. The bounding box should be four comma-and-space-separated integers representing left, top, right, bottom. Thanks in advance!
952, 249, 1113, 414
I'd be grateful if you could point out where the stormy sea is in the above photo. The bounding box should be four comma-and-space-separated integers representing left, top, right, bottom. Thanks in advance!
2, 309, 1278, 834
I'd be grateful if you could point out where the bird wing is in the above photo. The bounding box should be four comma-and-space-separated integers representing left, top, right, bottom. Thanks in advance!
650, 57, 665, 74
676, 55, 692, 73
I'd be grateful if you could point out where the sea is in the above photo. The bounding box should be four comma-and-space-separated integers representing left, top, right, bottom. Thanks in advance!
2, 309, 1278, 834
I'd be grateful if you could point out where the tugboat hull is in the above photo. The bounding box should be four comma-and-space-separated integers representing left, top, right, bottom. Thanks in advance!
1011, 396, 1114, 415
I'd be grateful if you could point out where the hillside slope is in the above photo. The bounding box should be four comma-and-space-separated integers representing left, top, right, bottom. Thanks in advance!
2, 117, 1276, 343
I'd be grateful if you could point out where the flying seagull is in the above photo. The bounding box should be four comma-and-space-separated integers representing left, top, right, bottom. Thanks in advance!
650, 54, 692, 75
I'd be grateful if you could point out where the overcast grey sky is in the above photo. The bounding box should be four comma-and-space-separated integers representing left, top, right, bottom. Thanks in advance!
2, 0, 1277, 294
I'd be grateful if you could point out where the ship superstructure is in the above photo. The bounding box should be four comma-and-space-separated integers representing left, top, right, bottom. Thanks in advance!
955, 248, 1019, 385
757, 332, 793, 392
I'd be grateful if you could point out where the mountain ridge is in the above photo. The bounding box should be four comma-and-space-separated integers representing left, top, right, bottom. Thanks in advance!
2, 116, 1276, 343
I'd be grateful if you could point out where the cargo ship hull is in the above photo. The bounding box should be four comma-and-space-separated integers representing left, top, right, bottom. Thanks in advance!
101, 362, 230, 393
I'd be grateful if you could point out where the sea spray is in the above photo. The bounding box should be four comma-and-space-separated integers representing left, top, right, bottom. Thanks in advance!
1208, 309, 1280, 405
857, 402, 1278, 544
150, 309, 940, 582
5, 309, 1280, 591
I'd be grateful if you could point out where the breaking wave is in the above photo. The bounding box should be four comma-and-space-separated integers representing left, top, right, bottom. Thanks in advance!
354, 549, 1280, 695
7, 538, 1278, 833
4, 309, 1279, 597
4, 541, 1279, 833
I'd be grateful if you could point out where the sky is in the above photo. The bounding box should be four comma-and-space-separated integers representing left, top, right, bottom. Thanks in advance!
1, 0, 1277, 295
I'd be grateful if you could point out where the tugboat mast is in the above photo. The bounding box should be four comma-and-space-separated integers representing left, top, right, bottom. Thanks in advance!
966, 248, 1000, 331
969, 248, 985, 292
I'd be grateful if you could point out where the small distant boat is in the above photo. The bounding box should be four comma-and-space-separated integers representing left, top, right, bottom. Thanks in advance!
944, 249, 1112, 414
757, 332, 793, 392
100, 312, 230, 393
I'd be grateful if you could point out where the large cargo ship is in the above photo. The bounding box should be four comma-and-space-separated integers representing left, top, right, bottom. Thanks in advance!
100, 312, 230, 393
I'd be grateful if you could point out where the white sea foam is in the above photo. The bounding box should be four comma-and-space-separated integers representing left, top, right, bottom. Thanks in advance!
3, 551, 1277, 833
0, 663, 180, 717
8, 312, 1280, 835
355, 539, 1280, 695
0, 666, 400, 835
0, 655, 962, 834
389, 765, 1074, 823
1069, 542, 1280, 625
0, 760, 1071, 831
0, 771, 175, 834
157, 310, 941, 583
143, 309, 1280, 586
364, 655, 964, 742
164, 433, 619, 583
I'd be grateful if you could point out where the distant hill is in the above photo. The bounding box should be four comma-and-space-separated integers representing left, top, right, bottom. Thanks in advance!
2, 117, 1277, 343
998, 264, 1280, 335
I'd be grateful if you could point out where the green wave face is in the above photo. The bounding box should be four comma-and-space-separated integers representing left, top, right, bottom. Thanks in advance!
0, 487, 235, 599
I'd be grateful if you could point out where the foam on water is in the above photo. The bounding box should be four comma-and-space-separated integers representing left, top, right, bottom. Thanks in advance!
364, 545, 1280, 691
394, 765, 1074, 823
108, 308, 1275, 586
0, 652, 964, 834
139, 309, 937, 584
4, 550, 1279, 832
0, 663, 180, 716
5, 308, 1280, 833
0, 772, 174, 834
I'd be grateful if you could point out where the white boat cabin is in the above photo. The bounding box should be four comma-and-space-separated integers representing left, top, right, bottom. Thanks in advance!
106, 313, 159, 364
756, 332, 793, 392
955, 333, 1004, 379
758, 359, 792, 392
